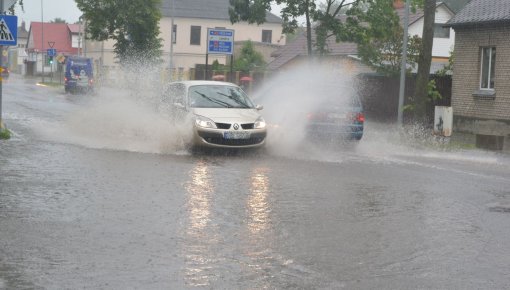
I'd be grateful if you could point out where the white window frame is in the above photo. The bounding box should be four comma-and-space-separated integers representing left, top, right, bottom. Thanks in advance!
479, 47, 496, 90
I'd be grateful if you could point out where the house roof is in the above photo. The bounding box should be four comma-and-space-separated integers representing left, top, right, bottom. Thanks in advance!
267, 30, 358, 70
395, 2, 455, 26
68, 24, 81, 34
268, 2, 455, 71
446, 0, 510, 28
160, 0, 282, 23
27, 22, 77, 54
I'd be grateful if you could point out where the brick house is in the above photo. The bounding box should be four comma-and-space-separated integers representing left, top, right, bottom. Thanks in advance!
446, 0, 510, 151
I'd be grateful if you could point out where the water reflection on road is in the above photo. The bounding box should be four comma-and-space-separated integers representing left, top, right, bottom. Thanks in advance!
183, 160, 217, 287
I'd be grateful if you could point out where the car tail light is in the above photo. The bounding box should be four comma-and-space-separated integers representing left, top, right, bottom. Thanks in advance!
89, 79, 94, 85
356, 113, 365, 123
347, 112, 365, 123
64, 77, 68, 83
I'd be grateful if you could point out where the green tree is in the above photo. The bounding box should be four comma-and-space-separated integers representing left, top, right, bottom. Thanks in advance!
75, 0, 163, 65
4, 0, 23, 14
229, 0, 363, 58
233, 40, 266, 73
347, 0, 422, 76
50, 17, 67, 23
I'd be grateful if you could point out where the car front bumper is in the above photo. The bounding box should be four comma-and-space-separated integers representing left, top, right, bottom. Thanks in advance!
193, 127, 267, 149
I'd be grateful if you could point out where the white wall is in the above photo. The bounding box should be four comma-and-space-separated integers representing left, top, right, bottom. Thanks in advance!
160, 17, 285, 70
408, 5, 455, 58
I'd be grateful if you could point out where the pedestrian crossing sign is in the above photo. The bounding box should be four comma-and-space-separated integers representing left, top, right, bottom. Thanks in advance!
0, 15, 17, 46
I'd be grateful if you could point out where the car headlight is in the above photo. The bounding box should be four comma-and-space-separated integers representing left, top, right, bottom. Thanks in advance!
194, 115, 217, 129
254, 116, 266, 129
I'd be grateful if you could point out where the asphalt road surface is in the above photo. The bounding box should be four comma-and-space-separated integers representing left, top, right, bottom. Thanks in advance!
1, 75, 509, 289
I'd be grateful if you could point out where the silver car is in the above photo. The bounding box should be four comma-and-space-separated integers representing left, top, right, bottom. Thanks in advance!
165, 80, 267, 149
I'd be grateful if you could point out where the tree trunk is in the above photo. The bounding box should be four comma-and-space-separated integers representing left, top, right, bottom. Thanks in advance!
413, 0, 436, 124
305, 0, 313, 59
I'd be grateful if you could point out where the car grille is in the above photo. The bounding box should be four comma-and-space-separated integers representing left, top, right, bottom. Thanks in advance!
198, 131, 266, 146
204, 137, 265, 146
215, 123, 231, 129
214, 123, 255, 130
241, 123, 254, 129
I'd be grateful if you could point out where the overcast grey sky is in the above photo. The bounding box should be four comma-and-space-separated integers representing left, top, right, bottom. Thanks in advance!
14, 0, 82, 26
13, 1, 284, 27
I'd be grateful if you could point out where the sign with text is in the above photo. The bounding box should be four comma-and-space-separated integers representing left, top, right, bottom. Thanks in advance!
207, 28, 234, 55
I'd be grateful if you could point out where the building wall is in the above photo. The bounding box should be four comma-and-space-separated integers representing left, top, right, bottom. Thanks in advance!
407, 5, 455, 58
452, 25, 510, 150
159, 17, 285, 70
83, 17, 284, 72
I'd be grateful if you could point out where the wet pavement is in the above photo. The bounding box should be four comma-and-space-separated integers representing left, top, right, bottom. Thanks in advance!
1, 75, 510, 289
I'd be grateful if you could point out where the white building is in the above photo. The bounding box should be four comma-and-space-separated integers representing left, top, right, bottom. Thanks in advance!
85, 0, 285, 73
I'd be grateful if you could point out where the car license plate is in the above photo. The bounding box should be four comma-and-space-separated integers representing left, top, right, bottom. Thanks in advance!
224, 131, 250, 139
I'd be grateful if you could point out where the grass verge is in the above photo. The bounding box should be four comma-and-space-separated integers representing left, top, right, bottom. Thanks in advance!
0, 127, 11, 140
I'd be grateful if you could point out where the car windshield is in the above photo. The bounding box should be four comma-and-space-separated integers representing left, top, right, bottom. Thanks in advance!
188, 85, 254, 109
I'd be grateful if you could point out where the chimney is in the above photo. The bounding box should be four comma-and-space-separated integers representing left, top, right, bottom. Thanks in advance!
393, 0, 405, 9
21, 20, 26, 31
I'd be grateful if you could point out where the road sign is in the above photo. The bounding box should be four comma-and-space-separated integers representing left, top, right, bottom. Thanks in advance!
0, 15, 17, 46
207, 28, 234, 55
47, 48, 57, 57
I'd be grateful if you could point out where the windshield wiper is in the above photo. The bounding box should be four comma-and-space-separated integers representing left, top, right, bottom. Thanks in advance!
216, 92, 250, 108
194, 91, 233, 108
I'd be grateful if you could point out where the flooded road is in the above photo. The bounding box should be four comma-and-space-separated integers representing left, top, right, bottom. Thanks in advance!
1, 76, 510, 289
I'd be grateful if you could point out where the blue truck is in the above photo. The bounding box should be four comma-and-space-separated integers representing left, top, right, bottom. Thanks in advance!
64, 56, 94, 94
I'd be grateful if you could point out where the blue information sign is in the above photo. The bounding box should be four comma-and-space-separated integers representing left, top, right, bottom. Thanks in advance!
0, 15, 17, 46
207, 28, 234, 55
47, 48, 57, 57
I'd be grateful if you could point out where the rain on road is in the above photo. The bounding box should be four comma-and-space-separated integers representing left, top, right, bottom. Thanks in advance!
1, 75, 510, 289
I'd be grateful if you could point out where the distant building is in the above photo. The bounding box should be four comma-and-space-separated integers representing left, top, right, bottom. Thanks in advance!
8, 20, 29, 73
446, 0, 510, 151
85, 0, 285, 75
26, 22, 79, 76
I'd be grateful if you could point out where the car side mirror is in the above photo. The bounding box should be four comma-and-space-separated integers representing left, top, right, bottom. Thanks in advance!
255, 104, 264, 110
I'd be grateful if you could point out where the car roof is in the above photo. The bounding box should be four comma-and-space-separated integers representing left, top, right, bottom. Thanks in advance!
170, 80, 239, 88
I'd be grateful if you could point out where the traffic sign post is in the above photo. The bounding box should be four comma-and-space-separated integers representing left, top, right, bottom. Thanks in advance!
47, 48, 56, 57
0, 9, 17, 134
47, 48, 56, 82
206, 28, 234, 81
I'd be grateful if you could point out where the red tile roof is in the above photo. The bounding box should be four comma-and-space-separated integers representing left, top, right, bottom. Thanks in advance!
27, 22, 78, 55
67, 24, 81, 34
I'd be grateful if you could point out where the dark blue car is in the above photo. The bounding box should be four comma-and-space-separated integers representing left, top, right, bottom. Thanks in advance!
306, 87, 364, 141
64, 56, 94, 94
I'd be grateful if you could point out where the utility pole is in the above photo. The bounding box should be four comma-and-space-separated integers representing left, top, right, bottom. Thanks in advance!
0, 0, 4, 131
41, 0, 45, 83
397, 0, 409, 126
169, 0, 174, 80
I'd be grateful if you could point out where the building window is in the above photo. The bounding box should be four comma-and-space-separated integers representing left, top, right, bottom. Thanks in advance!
262, 30, 272, 43
172, 24, 177, 44
480, 47, 496, 89
433, 24, 450, 38
190, 26, 201, 45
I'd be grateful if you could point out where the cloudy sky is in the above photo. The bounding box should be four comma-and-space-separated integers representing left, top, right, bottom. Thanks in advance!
14, 1, 283, 27
14, 0, 82, 26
